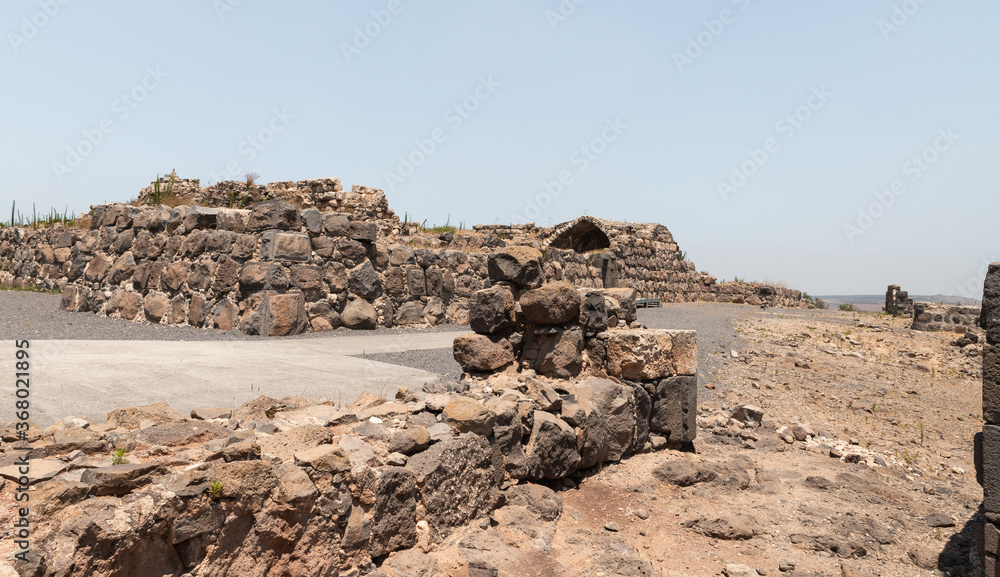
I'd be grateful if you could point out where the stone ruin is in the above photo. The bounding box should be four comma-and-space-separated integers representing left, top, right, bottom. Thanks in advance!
451, 245, 698, 445
886, 284, 982, 335
979, 263, 1000, 575
884, 284, 914, 317
0, 176, 814, 337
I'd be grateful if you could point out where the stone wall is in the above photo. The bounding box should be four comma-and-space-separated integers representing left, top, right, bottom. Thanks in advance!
977, 263, 1000, 575
911, 302, 982, 333
884, 284, 914, 317
137, 175, 395, 222
452, 246, 698, 445
0, 178, 812, 336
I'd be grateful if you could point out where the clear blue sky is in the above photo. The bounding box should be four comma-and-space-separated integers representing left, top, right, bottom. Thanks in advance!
3, 1, 997, 296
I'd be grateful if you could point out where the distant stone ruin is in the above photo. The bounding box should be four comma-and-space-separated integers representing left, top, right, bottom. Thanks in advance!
977, 262, 1000, 574
0, 176, 814, 336
912, 302, 982, 334
884, 284, 914, 317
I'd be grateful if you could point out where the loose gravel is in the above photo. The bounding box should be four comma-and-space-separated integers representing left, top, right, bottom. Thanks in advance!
0, 291, 467, 342
1, 290, 814, 389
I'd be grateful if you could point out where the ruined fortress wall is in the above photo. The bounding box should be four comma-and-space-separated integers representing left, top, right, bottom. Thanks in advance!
911, 302, 982, 333
483, 217, 809, 308
0, 181, 809, 336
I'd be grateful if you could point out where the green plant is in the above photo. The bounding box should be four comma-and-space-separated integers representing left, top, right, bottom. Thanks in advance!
207, 480, 224, 500
918, 422, 925, 445
901, 448, 919, 465
814, 298, 828, 310
839, 304, 856, 312
111, 448, 129, 465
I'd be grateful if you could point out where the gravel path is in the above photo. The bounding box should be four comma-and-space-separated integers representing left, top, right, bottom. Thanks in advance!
1, 290, 810, 387
0, 291, 467, 341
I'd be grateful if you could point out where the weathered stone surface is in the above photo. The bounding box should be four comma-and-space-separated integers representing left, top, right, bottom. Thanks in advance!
131, 421, 231, 447
650, 376, 698, 442
342, 299, 377, 330
603, 287, 638, 322
388, 427, 431, 455
605, 329, 697, 380
260, 230, 311, 263
525, 411, 581, 480
570, 378, 636, 468
469, 285, 515, 335
107, 290, 142, 320
248, 200, 301, 231
520, 281, 582, 325
259, 424, 333, 459
453, 333, 514, 372
301, 208, 323, 234
144, 291, 169, 323
406, 267, 426, 297
0, 459, 66, 484
217, 208, 250, 232
349, 260, 382, 299
349, 221, 378, 242
443, 398, 496, 436
294, 444, 351, 475
81, 463, 167, 496
523, 328, 584, 379
406, 435, 502, 535
323, 212, 350, 236
239, 262, 289, 292
368, 466, 418, 557
488, 246, 544, 288
106, 402, 186, 429
578, 289, 609, 332
209, 459, 279, 500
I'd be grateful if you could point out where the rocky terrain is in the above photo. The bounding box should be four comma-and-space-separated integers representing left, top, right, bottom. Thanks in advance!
0, 305, 984, 576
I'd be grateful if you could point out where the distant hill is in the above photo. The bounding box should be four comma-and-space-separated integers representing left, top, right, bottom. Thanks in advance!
816, 294, 981, 313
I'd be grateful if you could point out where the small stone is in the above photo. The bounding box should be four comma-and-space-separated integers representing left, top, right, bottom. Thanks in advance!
635, 508, 650, 520
778, 561, 795, 572
925, 512, 955, 527
387, 452, 408, 466
604, 522, 620, 532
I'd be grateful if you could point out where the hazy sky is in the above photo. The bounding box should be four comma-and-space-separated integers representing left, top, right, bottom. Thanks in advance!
2, 1, 997, 296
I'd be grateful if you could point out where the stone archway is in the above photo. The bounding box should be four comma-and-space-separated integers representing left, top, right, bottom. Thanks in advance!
548, 218, 611, 253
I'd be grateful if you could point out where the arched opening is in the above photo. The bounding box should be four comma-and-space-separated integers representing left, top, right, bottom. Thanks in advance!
548, 219, 611, 253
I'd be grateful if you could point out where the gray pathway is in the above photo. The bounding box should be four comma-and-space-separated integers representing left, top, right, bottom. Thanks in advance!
6, 331, 464, 427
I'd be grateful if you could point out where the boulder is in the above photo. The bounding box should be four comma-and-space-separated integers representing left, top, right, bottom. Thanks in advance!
569, 379, 636, 468
406, 435, 502, 536
605, 329, 697, 380
525, 411, 580, 480
442, 398, 496, 436
469, 285, 515, 334
522, 328, 584, 378
342, 299, 378, 330
520, 282, 582, 325
453, 333, 514, 372
487, 246, 544, 288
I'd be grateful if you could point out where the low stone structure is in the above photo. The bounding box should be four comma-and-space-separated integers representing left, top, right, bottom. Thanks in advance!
978, 263, 1000, 575
0, 176, 813, 336
912, 302, 982, 334
453, 246, 698, 445
884, 284, 914, 317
